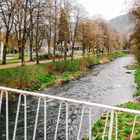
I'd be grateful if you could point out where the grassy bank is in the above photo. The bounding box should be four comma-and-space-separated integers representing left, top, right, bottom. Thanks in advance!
0, 57, 95, 91
0, 52, 127, 91
91, 60, 140, 140
135, 67, 140, 97
92, 102, 140, 140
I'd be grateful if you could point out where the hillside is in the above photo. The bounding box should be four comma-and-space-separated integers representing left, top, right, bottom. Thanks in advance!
109, 14, 134, 36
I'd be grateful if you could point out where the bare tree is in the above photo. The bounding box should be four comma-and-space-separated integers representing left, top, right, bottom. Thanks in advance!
34, 0, 46, 64
14, 0, 30, 66
0, 0, 16, 64
71, 5, 85, 60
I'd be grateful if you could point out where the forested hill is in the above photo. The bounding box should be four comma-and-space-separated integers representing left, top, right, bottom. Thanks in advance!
109, 14, 134, 36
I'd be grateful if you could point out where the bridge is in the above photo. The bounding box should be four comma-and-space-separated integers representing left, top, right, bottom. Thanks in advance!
0, 87, 140, 140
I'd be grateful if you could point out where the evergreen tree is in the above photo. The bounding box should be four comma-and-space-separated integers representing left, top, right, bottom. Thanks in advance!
58, 8, 70, 61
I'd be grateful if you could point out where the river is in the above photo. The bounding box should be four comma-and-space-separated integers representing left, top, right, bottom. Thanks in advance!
0, 56, 136, 140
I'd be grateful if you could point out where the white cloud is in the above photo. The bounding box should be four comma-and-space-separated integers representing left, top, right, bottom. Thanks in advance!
78, 0, 132, 20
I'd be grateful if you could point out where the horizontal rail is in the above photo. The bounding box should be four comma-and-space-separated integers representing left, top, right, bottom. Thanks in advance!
0, 86, 140, 115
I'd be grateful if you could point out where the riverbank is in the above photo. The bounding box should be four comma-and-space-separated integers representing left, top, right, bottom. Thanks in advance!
91, 62, 140, 140
134, 67, 140, 99
0, 52, 127, 91
1, 54, 135, 140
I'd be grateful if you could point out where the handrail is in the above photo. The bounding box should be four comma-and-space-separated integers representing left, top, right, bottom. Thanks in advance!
0, 86, 140, 115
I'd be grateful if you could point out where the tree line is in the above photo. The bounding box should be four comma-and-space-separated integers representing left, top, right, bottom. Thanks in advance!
130, 0, 140, 63
0, 0, 125, 65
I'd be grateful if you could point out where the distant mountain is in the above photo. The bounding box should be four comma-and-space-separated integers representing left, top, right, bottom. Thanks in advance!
109, 14, 134, 36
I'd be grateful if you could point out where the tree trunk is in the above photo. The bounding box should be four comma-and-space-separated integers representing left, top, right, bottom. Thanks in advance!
30, 43, 33, 61
2, 34, 9, 65
21, 45, 25, 66
64, 41, 67, 61
71, 42, 74, 60
2, 44, 7, 65
53, 1, 57, 62
29, 8, 34, 62
82, 46, 85, 58
48, 39, 51, 58
53, 36, 56, 62
36, 48, 39, 64
18, 47, 22, 59
29, 28, 33, 61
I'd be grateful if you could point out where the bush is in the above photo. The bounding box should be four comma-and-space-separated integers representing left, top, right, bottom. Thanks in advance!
79, 56, 96, 73
36, 74, 56, 89
46, 60, 81, 73
38, 53, 53, 60
134, 67, 140, 97
0, 66, 38, 90
132, 45, 140, 64
135, 68, 140, 88
135, 90, 140, 96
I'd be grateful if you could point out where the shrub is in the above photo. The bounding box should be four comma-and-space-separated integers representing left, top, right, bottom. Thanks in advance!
0, 66, 38, 90
132, 44, 140, 64
38, 53, 53, 60
46, 60, 81, 73
79, 56, 96, 73
135, 68, 140, 88
36, 74, 56, 89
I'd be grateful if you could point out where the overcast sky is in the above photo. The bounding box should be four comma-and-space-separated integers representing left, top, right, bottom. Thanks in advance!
78, 0, 132, 20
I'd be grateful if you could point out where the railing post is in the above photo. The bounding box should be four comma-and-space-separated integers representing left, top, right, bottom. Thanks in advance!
54, 102, 62, 140
33, 98, 41, 140
108, 110, 114, 140
24, 95, 27, 140
89, 107, 92, 140
66, 103, 69, 140
102, 111, 110, 140
44, 99, 47, 140
13, 95, 22, 140
0, 91, 3, 114
130, 115, 138, 140
115, 112, 118, 140
6, 91, 9, 140
77, 106, 85, 140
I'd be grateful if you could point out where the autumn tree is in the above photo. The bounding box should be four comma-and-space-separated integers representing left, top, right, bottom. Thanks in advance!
13, 0, 30, 66
130, 0, 140, 63
34, 0, 46, 64
52, 0, 59, 62
29, 0, 37, 61
45, 0, 53, 58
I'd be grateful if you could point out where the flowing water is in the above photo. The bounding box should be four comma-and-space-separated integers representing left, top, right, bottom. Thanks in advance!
0, 56, 136, 140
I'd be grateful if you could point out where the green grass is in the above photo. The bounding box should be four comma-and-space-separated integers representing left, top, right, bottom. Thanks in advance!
110, 52, 128, 60
135, 67, 140, 96
0, 52, 127, 91
0, 57, 93, 91
92, 102, 140, 140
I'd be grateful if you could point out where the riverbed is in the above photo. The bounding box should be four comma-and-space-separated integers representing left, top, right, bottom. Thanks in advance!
0, 56, 136, 140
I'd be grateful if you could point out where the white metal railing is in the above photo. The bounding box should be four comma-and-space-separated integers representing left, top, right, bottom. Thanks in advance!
0, 86, 140, 140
